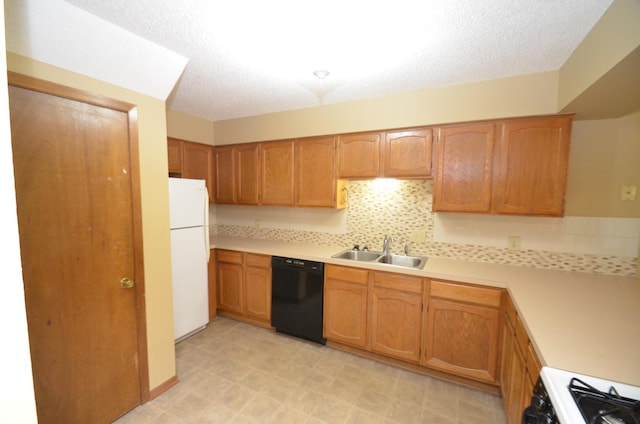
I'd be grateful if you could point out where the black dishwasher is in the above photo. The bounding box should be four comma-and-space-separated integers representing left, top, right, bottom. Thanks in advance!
271, 256, 326, 344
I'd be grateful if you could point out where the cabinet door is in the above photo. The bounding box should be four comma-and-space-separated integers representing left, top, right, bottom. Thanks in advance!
214, 146, 236, 204
499, 311, 515, 400
261, 140, 295, 206
370, 286, 422, 363
244, 254, 271, 321
208, 249, 217, 321
493, 115, 572, 216
323, 279, 368, 348
295, 136, 340, 207
424, 298, 500, 383
337, 132, 381, 178
216, 261, 243, 314
433, 123, 495, 212
506, 341, 527, 424
167, 137, 183, 175
183, 141, 214, 203
236, 143, 261, 205
383, 128, 433, 178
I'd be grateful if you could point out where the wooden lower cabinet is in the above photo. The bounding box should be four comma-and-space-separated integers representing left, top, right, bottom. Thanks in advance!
324, 266, 423, 360
216, 249, 271, 324
370, 272, 423, 363
216, 251, 244, 314
324, 266, 508, 387
208, 249, 217, 321
423, 280, 502, 384
244, 253, 271, 321
507, 340, 527, 424
501, 293, 542, 424
499, 309, 515, 398
323, 265, 369, 348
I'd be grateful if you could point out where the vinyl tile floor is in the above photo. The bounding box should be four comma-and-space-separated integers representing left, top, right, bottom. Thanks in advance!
114, 317, 508, 423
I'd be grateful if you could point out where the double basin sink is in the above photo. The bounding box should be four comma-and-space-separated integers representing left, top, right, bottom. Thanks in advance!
332, 248, 427, 270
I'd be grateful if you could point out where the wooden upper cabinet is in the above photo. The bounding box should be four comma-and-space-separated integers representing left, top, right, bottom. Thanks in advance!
382, 128, 433, 178
433, 114, 573, 216
337, 128, 433, 179
493, 115, 572, 216
261, 140, 295, 206
167, 138, 214, 203
235, 143, 261, 205
213, 143, 261, 205
337, 132, 381, 178
295, 136, 346, 208
167, 137, 183, 175
214, 145, 236, 204
433, 123, 495, 213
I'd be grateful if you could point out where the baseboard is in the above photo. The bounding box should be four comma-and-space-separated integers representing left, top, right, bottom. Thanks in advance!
326, 340, 501, 396
216, 310, 273, 329
149, 375, 179, 400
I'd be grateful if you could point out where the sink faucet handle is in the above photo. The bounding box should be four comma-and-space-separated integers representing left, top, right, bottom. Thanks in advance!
401, 242, 409, 255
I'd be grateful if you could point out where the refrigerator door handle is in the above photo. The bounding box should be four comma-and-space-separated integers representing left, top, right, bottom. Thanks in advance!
204, 187, 210, 262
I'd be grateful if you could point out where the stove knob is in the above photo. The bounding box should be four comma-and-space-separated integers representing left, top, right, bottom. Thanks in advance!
522, 406, 536, 423
533, 395, 544, 406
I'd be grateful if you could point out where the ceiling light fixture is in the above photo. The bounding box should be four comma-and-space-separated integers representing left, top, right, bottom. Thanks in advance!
313, 70, 330, 80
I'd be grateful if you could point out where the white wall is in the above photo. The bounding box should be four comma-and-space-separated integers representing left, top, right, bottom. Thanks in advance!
0, 1, 38, 421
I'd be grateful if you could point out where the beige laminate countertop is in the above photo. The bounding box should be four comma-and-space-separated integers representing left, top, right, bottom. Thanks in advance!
211, 235, 640, 387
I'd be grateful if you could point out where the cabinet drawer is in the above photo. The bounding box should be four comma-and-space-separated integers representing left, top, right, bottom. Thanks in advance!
216, 249, 243, 264
430, 280, 502, 308
245, 253, 271, 268
372, 271, 422, 294
326, 264, 369, 284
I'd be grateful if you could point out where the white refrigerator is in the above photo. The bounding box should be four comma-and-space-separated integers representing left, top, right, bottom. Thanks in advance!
168, 177, 210, 342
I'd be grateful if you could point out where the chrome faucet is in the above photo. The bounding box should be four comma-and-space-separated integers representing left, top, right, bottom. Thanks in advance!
401, 242, 409, 256
382, 235, 394, 255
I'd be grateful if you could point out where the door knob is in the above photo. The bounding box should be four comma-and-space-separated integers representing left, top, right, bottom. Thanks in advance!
120, 277, 135, 289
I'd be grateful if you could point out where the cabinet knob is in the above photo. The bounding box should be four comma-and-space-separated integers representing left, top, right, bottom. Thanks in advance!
120, 277, 135, 289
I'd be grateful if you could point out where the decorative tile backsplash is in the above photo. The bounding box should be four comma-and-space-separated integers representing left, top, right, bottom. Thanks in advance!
213, 180, 638, 277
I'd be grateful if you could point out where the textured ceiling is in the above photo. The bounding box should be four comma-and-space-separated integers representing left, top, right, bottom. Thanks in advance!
27, 1, 616, 121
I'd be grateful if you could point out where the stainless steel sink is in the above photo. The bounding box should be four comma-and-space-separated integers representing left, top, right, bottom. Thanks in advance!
377, 254, 427, 270
332, 249, 382, 262
332, 248, 427, 269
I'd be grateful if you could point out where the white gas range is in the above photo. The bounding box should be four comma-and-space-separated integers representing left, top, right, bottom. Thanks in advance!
524, 366, 640, 423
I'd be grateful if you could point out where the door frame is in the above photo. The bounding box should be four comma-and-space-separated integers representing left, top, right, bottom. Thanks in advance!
8, 71, 150, 403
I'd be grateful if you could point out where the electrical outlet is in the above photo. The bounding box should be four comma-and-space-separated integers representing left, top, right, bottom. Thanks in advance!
621, 185, 637, 201
508, 235, 521, 251
410, 230, 426, 243
254, 219, 261, 229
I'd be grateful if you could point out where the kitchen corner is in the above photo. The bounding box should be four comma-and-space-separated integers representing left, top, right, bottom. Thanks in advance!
211, 234, 640, 388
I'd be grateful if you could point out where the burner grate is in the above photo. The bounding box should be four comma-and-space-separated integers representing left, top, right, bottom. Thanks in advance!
569, 378, 640, 424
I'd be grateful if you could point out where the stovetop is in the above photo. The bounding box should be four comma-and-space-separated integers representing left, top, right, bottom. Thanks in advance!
541, 367, 640, 424
569, 377, 640, 423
